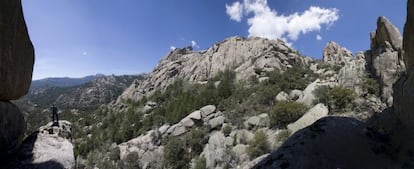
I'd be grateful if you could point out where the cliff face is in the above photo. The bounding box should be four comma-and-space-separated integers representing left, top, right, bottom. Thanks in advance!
394, 0, 414, 129
118, 37, 312, 103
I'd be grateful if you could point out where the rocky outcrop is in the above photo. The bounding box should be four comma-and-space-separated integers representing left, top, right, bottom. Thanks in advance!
20, 121, 75, 169
0, 0, 35, 100
367, 16, 405, 106
253, 117, 398, 169
337, 52, 367, 89
118, 37, 312, 102
323, 41, 352, 65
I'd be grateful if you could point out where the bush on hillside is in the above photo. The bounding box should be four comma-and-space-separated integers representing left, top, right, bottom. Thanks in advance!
314, 85, 356, 113
361, 76, 380, 96
247, 130, 270, 159
270, 101, 308, 129
163, 138, 189, 169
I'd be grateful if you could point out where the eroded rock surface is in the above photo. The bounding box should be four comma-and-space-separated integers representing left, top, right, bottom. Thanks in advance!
0, 0, 35, 100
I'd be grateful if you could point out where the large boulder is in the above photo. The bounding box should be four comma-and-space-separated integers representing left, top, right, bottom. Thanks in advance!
253, 117, 399, 169
0, 0, 35, 100
20, 121, 75, 169
0, 102, 26, 168
368, 16, 405, 106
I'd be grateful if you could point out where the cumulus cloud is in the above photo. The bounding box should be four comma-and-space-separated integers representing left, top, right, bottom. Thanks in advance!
170, 46, 176, 50
225, 0, 339, 43
316, 34, 322, 41
226, 2, 244, 22
191, 40, 199, 49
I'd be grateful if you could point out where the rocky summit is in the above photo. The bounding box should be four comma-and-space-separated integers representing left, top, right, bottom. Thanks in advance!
118, 37, 311, 103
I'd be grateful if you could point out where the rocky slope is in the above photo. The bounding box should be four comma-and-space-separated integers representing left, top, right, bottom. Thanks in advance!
118, 37, 312, 103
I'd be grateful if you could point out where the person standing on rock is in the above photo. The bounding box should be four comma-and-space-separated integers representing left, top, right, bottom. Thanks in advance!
51, 104, 59, 127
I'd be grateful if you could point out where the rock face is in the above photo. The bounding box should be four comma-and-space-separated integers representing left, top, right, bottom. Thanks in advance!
118, 37, 312, 102
253, 117, 398, 169
20, 121, 75, 169
368, 16, 405, 106
395, 0, 414, 129
0, 0, 35, 100
323, 41, 352, 65
337, 52, 367, 89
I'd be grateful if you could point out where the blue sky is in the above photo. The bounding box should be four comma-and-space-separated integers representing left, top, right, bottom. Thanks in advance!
22, 0, 406, 80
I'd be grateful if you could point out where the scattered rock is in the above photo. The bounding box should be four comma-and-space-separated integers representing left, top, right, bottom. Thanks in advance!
276, 91, 289, 101
200, 105, 216, 117
208, 116, 225, 129
187, 110, 202, 120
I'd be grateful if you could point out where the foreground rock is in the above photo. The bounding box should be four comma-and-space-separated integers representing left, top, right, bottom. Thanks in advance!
253, 117, 398, 169
20, 121, 75, 169
0, 0, 35, 100
0, 102, 26, 168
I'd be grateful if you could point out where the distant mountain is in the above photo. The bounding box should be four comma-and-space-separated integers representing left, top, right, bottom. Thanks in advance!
30, 74, 105, 90
17, 74, 144, 110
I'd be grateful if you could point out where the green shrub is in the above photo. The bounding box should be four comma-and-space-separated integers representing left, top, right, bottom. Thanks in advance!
276, 129, 291, 143
194, 156, 207, 169
185, 128, 208, 157
222, 124, 232, 137
314, 86, 356, 113
120, 152, 140, 169
247, 130, 270, 159
361, 76, 380, 96
163, 138, 189, 169
270, 101, 308, 129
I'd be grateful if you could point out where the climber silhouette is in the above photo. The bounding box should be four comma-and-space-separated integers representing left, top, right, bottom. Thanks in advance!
50, 104, 59, 127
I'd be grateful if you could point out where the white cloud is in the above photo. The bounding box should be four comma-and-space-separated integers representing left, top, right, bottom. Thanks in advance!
82, 51, 87, 56
170, 46, 176, 50
316, 34, 322, 40
226, 0, 339, 44
191, 40, 199, 49
226, 2, 244, 22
